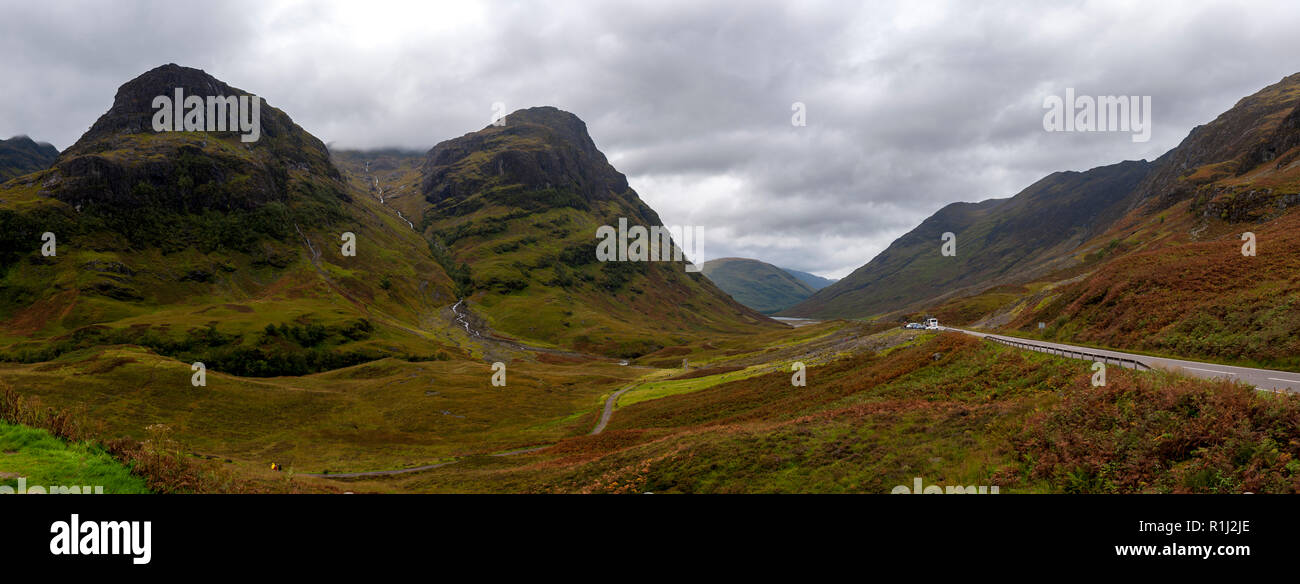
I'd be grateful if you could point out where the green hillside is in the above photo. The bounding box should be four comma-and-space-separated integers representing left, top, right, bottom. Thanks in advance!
0, 68, 779, 488
701, 257, 816, 314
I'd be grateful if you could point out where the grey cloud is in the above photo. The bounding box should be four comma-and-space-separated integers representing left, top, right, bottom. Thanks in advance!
4, 0, 1300, 278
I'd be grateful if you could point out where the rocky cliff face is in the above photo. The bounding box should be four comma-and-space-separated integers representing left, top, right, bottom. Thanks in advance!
421, 106, 659, 224
1130, 72, 1300, 216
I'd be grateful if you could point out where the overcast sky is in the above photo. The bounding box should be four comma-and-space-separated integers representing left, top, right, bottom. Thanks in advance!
4, 0, 1300, 278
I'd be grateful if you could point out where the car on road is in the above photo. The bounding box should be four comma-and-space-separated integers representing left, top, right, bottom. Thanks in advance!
904, 322, 925, 329
924, 318, 940, 330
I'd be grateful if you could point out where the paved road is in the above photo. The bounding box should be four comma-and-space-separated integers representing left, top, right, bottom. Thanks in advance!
946, 327, 1300, 393
591, 383, 638, 435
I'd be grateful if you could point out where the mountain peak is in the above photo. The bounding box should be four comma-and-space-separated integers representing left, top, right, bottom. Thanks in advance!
502, 105, 585, 128
43, 64, 341, 217
785, 159, 1152, 319
65, 64, 247, 156
498, 106, 595, 147
421, 106, 649, 218
406, 106, 771, 355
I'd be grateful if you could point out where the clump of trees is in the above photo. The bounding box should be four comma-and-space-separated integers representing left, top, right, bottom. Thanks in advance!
0, 318, 386, 377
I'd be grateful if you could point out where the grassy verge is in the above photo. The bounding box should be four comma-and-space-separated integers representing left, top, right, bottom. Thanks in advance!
0, 381, 278, 493
0, 421, 149, 493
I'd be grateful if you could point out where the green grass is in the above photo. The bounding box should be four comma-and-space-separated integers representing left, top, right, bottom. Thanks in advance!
0, 421, 149, 494
617, 365, 771, 408
0, 346, 643, 478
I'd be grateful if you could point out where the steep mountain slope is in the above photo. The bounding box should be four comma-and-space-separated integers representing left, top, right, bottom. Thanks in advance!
0, 136, 58, 181
783, 159, 1152, 319
851, 72, 1300, 370
0, 64, 461, 374
781, 267, 836, 291
998, 73, 1300, 369
330, 148, 426, 235
701, 257, 816, 314
1126, 72, 1300, 218
408, 106, 775, 357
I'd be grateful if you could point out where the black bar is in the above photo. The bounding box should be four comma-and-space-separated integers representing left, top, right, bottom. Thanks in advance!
0, 495, 1277, 574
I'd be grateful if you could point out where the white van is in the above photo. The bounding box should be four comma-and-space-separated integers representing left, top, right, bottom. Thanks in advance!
925, 318, 940, 330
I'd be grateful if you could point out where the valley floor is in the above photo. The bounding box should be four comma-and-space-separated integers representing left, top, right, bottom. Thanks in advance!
5, 319, 1299, 494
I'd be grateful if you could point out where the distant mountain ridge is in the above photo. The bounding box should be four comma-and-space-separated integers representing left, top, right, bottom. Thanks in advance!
701, 257, 816, 314
783, 159, 1152, 319
787, 72, 1300, 323
781, 267, 836, 291
0, 136, 58, 181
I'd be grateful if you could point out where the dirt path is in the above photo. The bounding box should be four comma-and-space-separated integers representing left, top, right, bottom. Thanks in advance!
300, 444, 556, 479
302, 379, 645, 479
302, 461, 459, 479
301, 379, 642, 479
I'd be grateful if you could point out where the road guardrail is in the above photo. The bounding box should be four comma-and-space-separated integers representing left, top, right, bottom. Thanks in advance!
982, 335, 1151, 371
